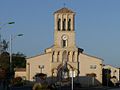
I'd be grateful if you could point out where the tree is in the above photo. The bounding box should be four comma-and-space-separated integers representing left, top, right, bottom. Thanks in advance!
0, 52, 10, 69
0, 39, 10, 70
12, 52, 26, 68
0, 38, 26, 80
0, 39, 9, 53
0, 52, 26, 80
0, 52, 10, 80
0, 52, 26, 69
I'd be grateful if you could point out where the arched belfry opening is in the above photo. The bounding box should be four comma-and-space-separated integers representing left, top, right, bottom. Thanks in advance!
57, 18, 61, 31
63, 19, 66, 31
68, 18, 71, 31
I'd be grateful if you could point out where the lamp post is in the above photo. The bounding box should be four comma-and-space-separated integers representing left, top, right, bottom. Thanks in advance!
0, 22, 15, 40
0, 22, 15, 30
0, 22, 15, 54
38, 65, 44, 73
9, 34, 24, 82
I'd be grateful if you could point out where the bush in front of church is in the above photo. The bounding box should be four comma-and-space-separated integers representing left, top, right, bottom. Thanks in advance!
32, 83, 49, 90
11, 77, 24, 87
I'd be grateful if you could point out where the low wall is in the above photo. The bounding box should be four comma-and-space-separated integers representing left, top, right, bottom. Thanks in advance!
74, 76, 101, 87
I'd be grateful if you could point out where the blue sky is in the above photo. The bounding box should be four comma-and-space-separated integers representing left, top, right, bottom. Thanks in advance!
0, 0, 120, 67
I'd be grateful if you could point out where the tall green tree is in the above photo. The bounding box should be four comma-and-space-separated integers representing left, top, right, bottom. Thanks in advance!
2, 39, 9, 52
12, 52, 26, 68
0, 52, 10, 69
0, 52, 26, 80
0, 39, 26, 80
0, 52, 10, 80
0, 39, 26, 68
0, 39, 9, 53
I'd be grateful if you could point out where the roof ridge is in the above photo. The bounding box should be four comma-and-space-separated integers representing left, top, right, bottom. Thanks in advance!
82, 53, 104, 61
54, 7, 74, 14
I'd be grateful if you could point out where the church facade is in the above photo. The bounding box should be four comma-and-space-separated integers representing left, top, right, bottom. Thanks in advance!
26, 7, 103, 85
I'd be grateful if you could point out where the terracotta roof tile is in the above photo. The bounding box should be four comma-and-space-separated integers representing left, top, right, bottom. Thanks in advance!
54, 7, 74, 14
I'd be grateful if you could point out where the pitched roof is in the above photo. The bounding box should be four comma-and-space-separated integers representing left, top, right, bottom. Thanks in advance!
54, 7, 75, 14
82, 53, 104, 61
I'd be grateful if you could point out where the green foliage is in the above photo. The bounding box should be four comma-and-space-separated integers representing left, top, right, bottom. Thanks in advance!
12, 52, 26, 68
0, 52, 10, 69
11, 77, 23, 86
33, 83, 48, 90
0, 39, 26, 68
2, 40, 9, 52
0, 52, 26, 80
0, 68, 7, 79
0, 52, 26, 69
0, 39, 9, 53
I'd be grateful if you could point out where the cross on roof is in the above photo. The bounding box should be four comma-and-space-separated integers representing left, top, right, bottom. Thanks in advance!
63, 3, 66, 7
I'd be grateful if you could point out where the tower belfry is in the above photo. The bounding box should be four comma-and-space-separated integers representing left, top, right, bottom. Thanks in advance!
53, 7, 76, 49
54, 7, 75, 31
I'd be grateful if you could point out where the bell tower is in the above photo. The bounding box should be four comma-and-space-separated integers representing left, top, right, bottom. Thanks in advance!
51, 8, 79, 77
54, 7, 76, 49
51, 7, 78, 64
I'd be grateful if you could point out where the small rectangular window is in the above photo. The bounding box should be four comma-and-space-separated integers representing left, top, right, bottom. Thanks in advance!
90, 65, 97, 69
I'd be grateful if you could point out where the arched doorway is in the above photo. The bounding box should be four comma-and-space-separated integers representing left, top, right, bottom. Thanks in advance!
57, 63, 74, 81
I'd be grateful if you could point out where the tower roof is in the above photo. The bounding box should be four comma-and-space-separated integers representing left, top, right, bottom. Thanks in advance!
54, 7, 75, 14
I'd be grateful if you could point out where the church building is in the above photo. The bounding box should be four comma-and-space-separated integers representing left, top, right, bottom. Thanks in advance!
26, 7, 103, 86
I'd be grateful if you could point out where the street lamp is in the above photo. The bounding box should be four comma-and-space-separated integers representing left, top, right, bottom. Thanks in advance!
0, 22, 15, 34
9, 33, 24, 81
0, 22, 15, 54
0, 22, 15, 30
38, 65, 44, 73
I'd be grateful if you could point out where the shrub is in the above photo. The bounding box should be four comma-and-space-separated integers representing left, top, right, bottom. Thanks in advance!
11, 77, 23, 87
33, 83, 49, 90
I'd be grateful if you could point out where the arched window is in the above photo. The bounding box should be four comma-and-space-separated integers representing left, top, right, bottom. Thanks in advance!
58, 18, 61, 31
62, 51, 67, 62
67, 51, 70, 61
68, 19, 71, 31
57, 51, 60, 62
72, 51, 75, 62
62, 39, 67, 48
52, 51, 55, 62
63, 19, 66, 31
